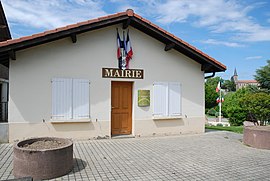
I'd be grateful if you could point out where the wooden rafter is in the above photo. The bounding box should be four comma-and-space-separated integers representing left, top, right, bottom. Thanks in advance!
8, 50, 16, 60
164, 43, 175, 51
70, 33, 77, 43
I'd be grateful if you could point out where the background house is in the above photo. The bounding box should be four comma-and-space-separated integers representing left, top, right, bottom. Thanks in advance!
0, 1, 10, 142
231, 68, 259, 90
0, 9, 226, 142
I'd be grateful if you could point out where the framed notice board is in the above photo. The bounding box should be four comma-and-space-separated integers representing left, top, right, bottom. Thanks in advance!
138, 90, 150, 107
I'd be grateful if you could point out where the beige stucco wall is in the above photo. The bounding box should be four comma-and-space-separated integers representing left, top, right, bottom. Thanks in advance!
9, 24, 205, 142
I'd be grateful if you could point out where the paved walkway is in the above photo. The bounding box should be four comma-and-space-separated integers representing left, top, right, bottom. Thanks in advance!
1, 131, 270, 181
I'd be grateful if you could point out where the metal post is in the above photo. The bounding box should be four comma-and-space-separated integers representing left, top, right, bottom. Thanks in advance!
219, 88, 222, 122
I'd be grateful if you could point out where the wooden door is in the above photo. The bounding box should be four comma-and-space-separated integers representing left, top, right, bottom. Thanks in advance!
111, 81, 132, 135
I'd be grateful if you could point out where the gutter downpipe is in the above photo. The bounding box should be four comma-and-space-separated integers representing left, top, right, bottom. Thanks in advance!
204, 72, 215, 79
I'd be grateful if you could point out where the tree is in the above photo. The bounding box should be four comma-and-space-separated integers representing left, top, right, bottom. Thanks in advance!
205, 77, 220, 109
222, 88, 250, 126
255, 60, 270, 91
222, 80, 236, 91
241, 92, 270, 125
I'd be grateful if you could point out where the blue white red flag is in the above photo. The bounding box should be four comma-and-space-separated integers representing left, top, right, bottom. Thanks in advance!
117, 30, 122, 69
122, 31, 127, 69
125, 30, 133, 68
216, 97, 224, 103
216, 81, 221, 92
116, 29, 133, 70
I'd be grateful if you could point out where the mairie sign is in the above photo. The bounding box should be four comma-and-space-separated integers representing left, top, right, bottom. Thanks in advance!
102, 68, 143, 79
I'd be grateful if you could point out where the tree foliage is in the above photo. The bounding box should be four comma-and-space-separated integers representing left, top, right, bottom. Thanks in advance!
222, 87, 270, 126
205, 77, 219, 109
241, 92, 270, 125
222, 80, 236, 91
222, 88, 250, 126
255, 60, 270, 91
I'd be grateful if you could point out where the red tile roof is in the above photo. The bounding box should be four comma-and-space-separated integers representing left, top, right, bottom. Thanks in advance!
237, 80, 258, 83
0, 9, 226, 71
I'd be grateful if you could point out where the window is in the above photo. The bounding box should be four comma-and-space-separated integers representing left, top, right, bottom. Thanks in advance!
153, 82, 181, 118
51, 78, 90, 120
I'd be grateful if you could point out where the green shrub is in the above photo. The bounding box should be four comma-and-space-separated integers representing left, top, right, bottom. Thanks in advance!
241, 92, 270, 126
207, 108, 217, 116
215, 112, 222, 117
222, 88, 249, 126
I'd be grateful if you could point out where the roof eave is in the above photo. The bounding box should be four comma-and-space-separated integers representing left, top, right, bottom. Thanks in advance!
0, 10, 226, 72
129, 16, 226, 73
0, 16, 129, 53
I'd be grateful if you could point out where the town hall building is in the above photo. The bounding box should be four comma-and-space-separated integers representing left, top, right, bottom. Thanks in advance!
0, 8, 226, 142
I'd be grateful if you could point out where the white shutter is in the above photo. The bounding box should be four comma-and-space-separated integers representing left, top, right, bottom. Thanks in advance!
153, 82, 168, 117
72, 79, 90, 119
168, 82, 181, 116
52, 78, 72, 120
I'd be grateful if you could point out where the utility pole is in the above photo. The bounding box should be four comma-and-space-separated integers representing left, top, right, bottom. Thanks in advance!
219, 88, 222, 122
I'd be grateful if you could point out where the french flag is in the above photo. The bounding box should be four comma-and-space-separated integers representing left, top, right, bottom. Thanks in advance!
216, 81, 221, 92
125, 30, 133, 68
216, 97, 224, 103
117, 30, 122, 69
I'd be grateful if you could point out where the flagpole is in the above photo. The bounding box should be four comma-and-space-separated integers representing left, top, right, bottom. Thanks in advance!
219, 85, 222, 122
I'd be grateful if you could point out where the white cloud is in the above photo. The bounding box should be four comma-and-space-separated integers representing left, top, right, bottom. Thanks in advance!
245, 56, 263, 60
142, 0, 270, 42
201, 39, 244, 47
2, 0, 106, 29
2, 0, 270, 43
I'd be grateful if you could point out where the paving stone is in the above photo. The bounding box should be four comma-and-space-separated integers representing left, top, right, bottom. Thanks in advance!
1, 132, 270, 180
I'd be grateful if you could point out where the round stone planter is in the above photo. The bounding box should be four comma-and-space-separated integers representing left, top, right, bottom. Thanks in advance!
13, 137, 73, 180
243, 126, 270, 150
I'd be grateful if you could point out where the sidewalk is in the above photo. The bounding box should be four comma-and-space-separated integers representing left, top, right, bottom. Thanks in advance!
1, 131, 270, 180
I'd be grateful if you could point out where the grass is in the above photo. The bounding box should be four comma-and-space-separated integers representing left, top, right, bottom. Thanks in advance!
205, 125, 243, 134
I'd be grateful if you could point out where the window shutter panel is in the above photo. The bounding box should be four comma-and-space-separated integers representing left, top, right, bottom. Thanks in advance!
52, 78, 72, 120
168, 83, 181, 116
72, 79, 90, 119
153, 82, 168, 117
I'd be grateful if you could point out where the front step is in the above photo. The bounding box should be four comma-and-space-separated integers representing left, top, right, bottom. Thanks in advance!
111, 135, 135, 139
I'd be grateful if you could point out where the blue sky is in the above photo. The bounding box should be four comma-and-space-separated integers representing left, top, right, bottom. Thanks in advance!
2, 0, 270, 80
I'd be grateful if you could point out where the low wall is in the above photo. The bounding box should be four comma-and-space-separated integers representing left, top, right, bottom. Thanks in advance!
243, 126, 270, 150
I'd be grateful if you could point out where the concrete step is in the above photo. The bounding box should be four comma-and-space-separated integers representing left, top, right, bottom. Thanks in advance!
111, 135, 135, 139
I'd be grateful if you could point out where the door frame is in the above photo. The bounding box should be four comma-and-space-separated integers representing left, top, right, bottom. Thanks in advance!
110, 81, 133, 136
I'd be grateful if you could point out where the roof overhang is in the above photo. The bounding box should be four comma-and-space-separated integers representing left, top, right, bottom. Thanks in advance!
0, 9, 226, 73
